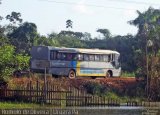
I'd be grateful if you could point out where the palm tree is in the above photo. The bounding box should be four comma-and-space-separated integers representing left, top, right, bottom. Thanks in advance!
129, 7, 160, 99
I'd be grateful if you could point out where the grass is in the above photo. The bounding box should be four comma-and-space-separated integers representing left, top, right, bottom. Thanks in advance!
0, 102, 41, 109
121, 72, 135, 77
104, 92, 146, 102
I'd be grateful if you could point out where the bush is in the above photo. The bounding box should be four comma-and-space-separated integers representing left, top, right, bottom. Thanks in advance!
0, 45, 30, 82
84, 82, 101, 95
84, 82, 111, 96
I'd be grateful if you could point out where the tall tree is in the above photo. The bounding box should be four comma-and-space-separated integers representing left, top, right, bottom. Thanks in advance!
6, 12, 23, 24
66, 19, 73, 30
129, 7, 160, 55
97, 29, 111, 39
8, 22, 38, 54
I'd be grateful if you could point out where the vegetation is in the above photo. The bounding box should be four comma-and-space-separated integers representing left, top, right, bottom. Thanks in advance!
0, 1, 160, 101
0, 102, 40, 109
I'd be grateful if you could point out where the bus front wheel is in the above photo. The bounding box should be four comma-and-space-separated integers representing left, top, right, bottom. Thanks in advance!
68, 70, 76, 79
105, 71, 112, 78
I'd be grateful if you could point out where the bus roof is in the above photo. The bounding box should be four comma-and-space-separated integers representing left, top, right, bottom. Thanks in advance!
33, 46, 120, 55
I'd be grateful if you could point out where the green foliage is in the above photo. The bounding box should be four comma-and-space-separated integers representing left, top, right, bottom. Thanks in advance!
130, 7, 160, 78
8, 22, 38, 54
0, 102, 40, 109
55, 36, 86, 48
0, 45, 15, 80
84, 82, 114, 96
105, 92, 119, 100
121, 72, 135, 77
0, 45, 30, 81
97, 28, 111, 39
14, 54, 30, 70
6, 12, 23, 24
84, 82, 102, 95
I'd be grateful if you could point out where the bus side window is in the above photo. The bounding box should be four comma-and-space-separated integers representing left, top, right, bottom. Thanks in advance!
78, 54, 83, 61
56, 52, 61, 60
50, 51, 55, 60
108, 55, 111, 62
99, 55, 103, 61
61, 53, 67, 60
89, 54, 95, 61
67, 53, 73, 60
84, 54, 89, 61
112, 54, 115, 61
95, 55, 100, 61
104, 55, 109, 62
72, 53, 78, 60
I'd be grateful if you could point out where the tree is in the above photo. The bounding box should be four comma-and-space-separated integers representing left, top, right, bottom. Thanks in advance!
6, 12, 23, 24
66, 19, 73, 30
48, 32, 57, 39
0, 45, 15, 81
97, 29, 111, 39
129, 8, 160, 73
83, 32, 92, 41
0, 45, 30, 81
5, 12, 23, 36
8, 22, 38, 54
130, 7, 160, 100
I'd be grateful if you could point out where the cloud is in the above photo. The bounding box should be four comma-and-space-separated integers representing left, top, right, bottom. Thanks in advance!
73, 0, 94, 15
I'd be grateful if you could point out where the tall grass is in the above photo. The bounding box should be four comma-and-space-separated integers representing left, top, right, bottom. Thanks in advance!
0, 102, 40, 109
121, 72, 135, 77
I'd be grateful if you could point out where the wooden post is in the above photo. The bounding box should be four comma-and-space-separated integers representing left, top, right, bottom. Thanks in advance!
29, 80, 32, 102
44, 67, 47, 104
36, 80, 38, 103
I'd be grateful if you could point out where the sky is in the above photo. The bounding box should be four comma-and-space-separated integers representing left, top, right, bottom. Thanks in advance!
0, 0, 160, 37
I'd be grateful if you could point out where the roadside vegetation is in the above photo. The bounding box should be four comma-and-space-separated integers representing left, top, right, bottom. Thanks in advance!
0, 0, 160, 101
0, 102, 40, 109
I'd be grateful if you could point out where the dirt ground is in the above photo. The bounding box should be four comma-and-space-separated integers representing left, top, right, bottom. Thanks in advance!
69, 77, 140, 90
4, 76, 143, 97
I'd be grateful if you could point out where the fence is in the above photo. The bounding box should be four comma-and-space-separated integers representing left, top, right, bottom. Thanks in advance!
0, 80, 121, 107
0, 80, 160, 107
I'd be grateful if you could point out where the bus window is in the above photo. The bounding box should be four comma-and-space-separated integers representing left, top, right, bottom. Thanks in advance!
99, 55, 103, 61
84, 54, 89, 61
89, 54, 95, 61
78, 54, 83, 61
108, 55, 111, 62
56, 52, 61, 60
61, 53, 67, 60
67, 53, 73, 60
103, 55, 109, 62
50, 51, 56, 60
56, 52, 67, 60
112, 54, 115, 61
95, 55, 100, 61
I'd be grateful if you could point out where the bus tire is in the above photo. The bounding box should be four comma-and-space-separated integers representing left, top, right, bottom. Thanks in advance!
91, 76, 96, 79
68, 70, 76, 79
52, 74, 59, 78
105, 70, 112, 78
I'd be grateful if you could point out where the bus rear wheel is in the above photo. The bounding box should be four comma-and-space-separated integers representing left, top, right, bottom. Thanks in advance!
68, 70, 76, 79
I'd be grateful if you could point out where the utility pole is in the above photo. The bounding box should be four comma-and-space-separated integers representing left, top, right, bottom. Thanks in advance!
145, 36, 149, 99
144, 23, 149, 100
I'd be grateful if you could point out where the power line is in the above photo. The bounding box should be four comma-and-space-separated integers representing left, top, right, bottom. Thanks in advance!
38, 0, 160, 11
109, 0, 160, 6
38, 0, 137, 11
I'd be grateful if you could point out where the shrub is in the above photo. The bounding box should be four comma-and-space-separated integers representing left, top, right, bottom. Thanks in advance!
84, 82, 102, 95
0, 45, 30, 82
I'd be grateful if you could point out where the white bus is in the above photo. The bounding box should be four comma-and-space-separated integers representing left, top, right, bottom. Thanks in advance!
30, 46, 121, 78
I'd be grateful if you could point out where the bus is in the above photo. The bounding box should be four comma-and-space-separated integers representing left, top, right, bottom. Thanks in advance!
30, 46, 121, 78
